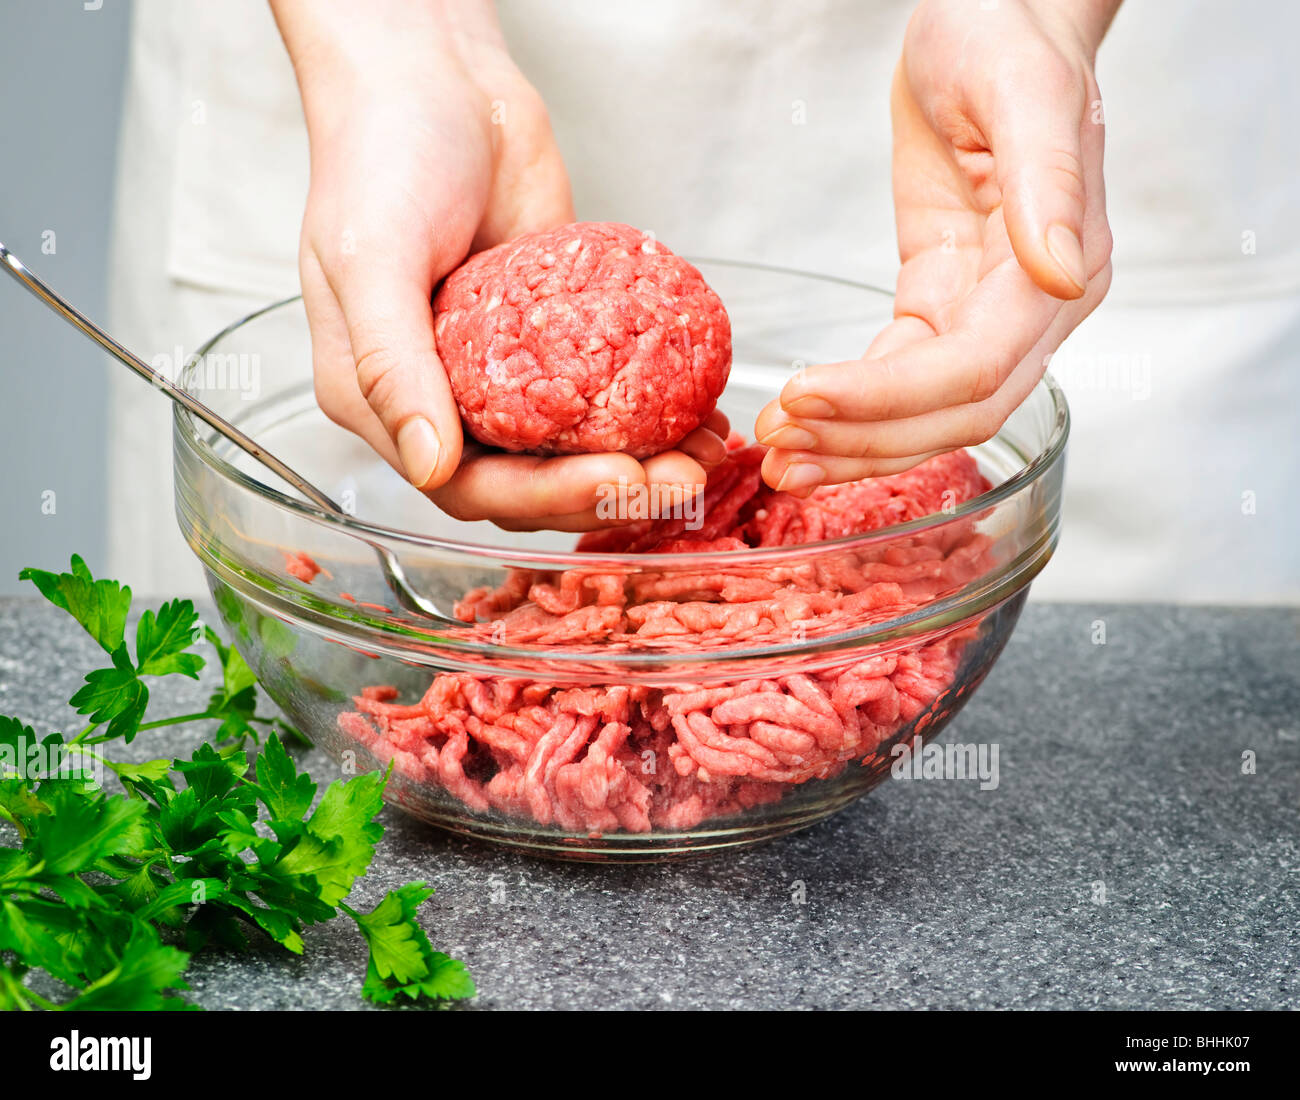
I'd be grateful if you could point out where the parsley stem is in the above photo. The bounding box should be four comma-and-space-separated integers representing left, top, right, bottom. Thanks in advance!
135, 711, 220, 732
70, 710, 282, 748
70, 711, 219, 745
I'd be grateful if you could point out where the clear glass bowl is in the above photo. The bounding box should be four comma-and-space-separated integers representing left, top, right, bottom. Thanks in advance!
175, 261, 1067, 861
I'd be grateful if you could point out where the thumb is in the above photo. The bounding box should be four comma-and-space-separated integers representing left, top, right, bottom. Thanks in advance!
336, 271, 464, 492
992, 82, 1090, 301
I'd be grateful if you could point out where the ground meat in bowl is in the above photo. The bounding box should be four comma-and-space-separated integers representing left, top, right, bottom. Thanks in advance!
433, 222, 731, 458
337, 445, 997, 834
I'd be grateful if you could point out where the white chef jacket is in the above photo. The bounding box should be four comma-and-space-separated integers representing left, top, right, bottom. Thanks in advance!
106, 0, 1300, 602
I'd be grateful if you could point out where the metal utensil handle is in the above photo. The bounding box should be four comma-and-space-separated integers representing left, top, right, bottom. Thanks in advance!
0, 240, 343, 517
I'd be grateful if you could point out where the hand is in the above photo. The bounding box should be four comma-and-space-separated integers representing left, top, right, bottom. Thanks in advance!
272, 0, 725, 531
757, 0, 1118, 494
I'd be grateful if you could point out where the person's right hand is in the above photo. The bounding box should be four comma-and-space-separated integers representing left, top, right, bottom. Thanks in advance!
272, 0, 727, 531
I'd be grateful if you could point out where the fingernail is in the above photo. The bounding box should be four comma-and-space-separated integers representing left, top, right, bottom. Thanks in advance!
776, 462, 825, 495
1045, 223, 1088, 294
689, 431, 728, 465
782, 394, 835, 419
396, 417, 441, 489
758, 424, 819, 450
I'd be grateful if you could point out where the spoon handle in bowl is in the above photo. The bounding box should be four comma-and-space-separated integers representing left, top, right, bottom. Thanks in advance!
0, 240, 343, 516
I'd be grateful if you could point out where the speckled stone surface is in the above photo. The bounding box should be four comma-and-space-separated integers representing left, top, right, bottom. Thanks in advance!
1, 597, 1297, 1010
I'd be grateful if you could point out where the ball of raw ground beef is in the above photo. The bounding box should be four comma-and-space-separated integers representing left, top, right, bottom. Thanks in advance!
432, 222, 731, 458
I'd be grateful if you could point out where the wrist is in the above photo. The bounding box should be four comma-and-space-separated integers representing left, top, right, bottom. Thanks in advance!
268, 0, 505, 109
1022, 0, 1122, 57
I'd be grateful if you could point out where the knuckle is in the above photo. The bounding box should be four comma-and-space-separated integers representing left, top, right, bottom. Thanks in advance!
304, 217, 358, 273
991, 49, 1087, 137
965, 358, 1004, 406
1043, 58, 1085, 106
1012, 44, 1085, 106
846, 459, 884, 483
428, 487, 475, 524
352, 344, 404, 413
848, 433, 877, 461
865, 356, 901, 420
514, 83, 552, 129
1090, 221, 1115, 272
1089, 259, 1114, 301
522, 465, 564, 515
313, 373, 351, 429
1043, 146, 1087, 201
965, 405, 1004, 447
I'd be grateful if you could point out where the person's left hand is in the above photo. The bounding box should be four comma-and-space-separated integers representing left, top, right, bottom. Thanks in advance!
757, 0, 1116, 494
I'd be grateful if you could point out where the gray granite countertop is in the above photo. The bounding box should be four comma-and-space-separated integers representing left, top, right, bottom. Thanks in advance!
1, 596, 1297, 1010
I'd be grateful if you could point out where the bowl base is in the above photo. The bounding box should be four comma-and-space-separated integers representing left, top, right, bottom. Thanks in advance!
402, 788, 867, 862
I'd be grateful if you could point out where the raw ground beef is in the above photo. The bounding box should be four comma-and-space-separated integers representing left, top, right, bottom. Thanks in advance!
433, 222, 731, 458
337, 443, 996, 834
283, 550, 322, 584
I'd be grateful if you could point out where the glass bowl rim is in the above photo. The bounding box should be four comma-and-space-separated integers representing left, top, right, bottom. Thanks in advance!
179, 259, 1070, 569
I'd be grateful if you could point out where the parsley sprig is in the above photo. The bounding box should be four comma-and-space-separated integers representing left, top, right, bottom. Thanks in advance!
0, 556, 474, 1010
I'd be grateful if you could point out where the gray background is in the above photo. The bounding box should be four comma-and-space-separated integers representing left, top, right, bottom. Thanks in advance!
0, 0, 131, 593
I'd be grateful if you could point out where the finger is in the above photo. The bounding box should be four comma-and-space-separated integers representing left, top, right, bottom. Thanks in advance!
702, 407, 731, 439
327, 254, 465, 493
640, 449, 708, 490
428, 448, 705, 525
862, 313, 937, 359
302, 249, 406, 470
775, 245, 1060, 425
759, 309, 930, 439
763, 257, 1111, 464
431, 450, 643, 521
761, 403, 994, 463
987, 54, 1090, 300
675, 424, 729, 468
635, 408, 730, 467
492, 508, 636, 534
752, 314, 933, 446
760, 447, 949, 496
493, 455, 709, 533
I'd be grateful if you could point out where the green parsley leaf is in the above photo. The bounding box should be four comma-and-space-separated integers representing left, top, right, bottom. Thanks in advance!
24, 784, 150, 875
69, 646, 150, 742
276, 769, 386, 908
173, 742, 247, 804
106, 757, 173, 784
254, 733, 317, 821
136, 599, 204, 679
18, 555, 131, 655
345, 884, 475, 1004
0, 717, 58, 825
63, 923, 194, 1011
